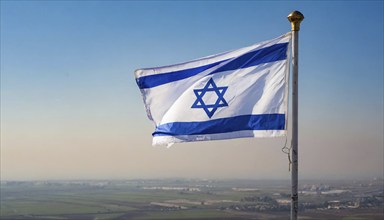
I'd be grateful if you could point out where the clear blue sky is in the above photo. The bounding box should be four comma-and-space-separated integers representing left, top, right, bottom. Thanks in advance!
1, 1, 383, 180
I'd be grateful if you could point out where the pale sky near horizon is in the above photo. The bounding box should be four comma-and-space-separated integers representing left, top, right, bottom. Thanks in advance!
1, 1, 383, 181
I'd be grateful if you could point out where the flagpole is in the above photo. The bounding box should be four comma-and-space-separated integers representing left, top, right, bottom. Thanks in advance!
288, 11, 304, 220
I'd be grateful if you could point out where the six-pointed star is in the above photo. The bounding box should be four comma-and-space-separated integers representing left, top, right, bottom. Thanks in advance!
191, 78, 228, 118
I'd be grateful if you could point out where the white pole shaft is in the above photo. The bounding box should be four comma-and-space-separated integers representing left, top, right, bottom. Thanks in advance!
287, 10, 303, 220
291, 28, 299, 220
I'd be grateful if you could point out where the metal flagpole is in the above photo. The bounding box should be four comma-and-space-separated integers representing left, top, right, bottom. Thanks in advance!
287, 11, 304, 220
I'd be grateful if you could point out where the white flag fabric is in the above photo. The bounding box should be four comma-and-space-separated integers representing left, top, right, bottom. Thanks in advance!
135, 33, 291, 146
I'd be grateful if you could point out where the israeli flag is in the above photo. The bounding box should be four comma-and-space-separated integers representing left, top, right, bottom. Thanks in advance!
135, 33, 291, 146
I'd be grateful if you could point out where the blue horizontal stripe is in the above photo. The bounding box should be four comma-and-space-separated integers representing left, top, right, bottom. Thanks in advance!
209, 43, 288, 75
136, 60, 226, 89
153, 114, 285, 136
137, 43, 288, 89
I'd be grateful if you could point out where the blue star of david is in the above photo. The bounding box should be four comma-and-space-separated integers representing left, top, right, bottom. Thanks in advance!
191, 78, 228, 118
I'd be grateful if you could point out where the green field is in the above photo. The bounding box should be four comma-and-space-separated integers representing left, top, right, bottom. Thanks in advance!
1, 179, 383, 220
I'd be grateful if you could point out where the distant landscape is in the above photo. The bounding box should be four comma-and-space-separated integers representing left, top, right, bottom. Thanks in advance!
1, 178, 383, 220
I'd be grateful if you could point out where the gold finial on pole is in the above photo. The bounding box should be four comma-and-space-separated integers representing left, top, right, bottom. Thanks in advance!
287, 11, 304, 31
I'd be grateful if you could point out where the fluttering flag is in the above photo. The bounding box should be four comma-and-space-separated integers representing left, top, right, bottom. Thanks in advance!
135, 33, 291, 146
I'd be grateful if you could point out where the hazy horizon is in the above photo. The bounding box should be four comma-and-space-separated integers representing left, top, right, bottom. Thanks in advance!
1, 1, 383, 181
2, 176, 383, 182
